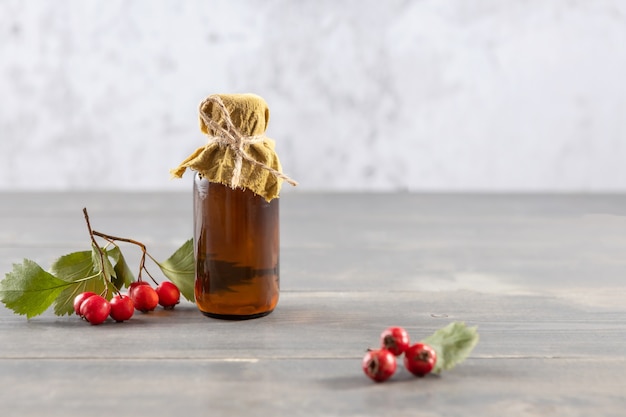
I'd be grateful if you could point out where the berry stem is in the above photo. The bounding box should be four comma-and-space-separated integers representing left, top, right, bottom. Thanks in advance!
90, 229, 158, 285
141, 265, 159, 285
82, 208, 110, 293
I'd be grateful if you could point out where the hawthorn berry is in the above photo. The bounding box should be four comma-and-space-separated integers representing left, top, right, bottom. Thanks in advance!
80, 295, 111, 325
129, 281, 150, 298
156, 281, 180, 309
404, 343, 437, 377
73, 292, 97, 316
131, 284, 159, 313
380, 326, 410, 356
109, 294, 135, 322
362, 349, 397, 382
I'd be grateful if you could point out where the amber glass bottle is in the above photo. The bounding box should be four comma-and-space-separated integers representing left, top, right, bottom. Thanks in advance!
193, 174, 279, 319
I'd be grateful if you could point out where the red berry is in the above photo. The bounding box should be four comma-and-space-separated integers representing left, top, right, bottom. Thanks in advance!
362, 349, 397, 382
129, 281, 150, 298
380, 326, 410, 356
156, 281, 180, 309
131, 284, 159, 313
80, 295, 111, 325
73, 292, 96, 316
404, 343, 437, 377
109, 294, 135, 322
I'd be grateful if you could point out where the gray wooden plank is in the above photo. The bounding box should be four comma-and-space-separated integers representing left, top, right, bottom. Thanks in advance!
0, 358, 624, 417
2, 193, 626, 293
3, 242, 626, 294
1, 291, 625, 359
4, 242, 625, 293
3, 193, 626, 248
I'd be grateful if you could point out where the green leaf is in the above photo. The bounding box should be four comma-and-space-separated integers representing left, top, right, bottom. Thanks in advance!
50, 250, 98, 316
49, 250, 95, 282
156, 239, 195, 302
91, 243, 115, 283
107, 246, 135, 290
422, 322, 479, 373
53, 274, 110, 316
49, 248, 115, 316
0, 259, 72, 318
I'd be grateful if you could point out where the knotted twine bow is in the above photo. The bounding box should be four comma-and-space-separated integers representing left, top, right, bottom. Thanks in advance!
198, 95, 298, 188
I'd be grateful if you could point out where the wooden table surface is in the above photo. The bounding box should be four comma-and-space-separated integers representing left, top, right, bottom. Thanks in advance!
1, 192, 625, 417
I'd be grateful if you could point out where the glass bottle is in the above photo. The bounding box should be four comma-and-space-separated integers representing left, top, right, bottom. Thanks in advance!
193, 174, 279, 319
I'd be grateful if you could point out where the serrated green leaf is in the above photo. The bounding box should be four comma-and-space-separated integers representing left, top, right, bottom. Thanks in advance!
91, 243, 115, 282
156, 239, 195, 302
49, 248, 115, 316
50, 250, 98, 316
53, 274, 111, 316
422, 322, 479, 373
49, 250, 95, 282
107, 246, 135, 290
0, 259, 72, 318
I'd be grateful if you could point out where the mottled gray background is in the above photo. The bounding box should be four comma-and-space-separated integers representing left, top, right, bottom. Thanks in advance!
1, 0, 625, 192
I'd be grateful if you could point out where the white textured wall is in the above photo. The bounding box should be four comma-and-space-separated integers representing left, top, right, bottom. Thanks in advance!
1, 0, 625, 192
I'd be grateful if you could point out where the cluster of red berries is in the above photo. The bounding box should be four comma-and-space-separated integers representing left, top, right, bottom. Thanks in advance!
73, 281, 181, 325
362, 326, 437, 382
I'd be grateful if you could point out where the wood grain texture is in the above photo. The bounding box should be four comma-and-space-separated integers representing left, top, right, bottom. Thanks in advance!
1, 192, 625, 416
1, 358, 625, 417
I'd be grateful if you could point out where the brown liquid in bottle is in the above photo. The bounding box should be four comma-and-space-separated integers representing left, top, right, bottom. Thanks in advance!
193, 174, 279, 319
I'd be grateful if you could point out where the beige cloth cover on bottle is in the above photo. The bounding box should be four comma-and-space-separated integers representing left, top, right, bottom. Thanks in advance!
170, 93, 296, 201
